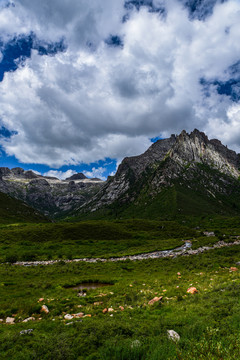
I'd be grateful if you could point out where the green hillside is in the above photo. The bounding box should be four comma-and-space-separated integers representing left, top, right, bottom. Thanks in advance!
0, 191, 48, 224
73, 163, 240, 221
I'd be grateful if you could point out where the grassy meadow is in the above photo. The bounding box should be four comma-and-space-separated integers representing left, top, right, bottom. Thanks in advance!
1, 216, 240, 359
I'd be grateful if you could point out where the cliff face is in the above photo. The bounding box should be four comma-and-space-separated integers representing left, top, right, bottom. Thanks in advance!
169, 129, 239, 178
78, 129, 240, 217
0, 169, 104, 218
1, 129, 240, 219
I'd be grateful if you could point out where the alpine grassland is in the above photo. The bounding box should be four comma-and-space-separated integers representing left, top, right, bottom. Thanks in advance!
1, 215, 240, 359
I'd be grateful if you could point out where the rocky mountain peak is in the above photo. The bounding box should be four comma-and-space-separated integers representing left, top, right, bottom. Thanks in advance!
79, 129, 240, 215
66, 173, 87, 181
170, 129, 239, 178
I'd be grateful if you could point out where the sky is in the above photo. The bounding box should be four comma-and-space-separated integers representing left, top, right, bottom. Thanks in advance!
0, 0, 240, 180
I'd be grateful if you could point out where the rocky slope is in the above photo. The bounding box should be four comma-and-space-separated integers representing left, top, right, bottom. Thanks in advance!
0, 168, 104, 218
77, 129, 240, 218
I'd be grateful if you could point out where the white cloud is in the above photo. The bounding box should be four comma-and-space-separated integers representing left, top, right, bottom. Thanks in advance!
0, 0, 240, 169
43, 169, 77, 180
30, 169, 41, 175
83, 167, 107, 180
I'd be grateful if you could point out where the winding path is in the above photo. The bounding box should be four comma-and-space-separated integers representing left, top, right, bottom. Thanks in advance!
13, 239, 240, 266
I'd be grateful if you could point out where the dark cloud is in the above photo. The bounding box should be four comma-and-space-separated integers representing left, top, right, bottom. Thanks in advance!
181, 0, 228, 20
0, 0, 239, 167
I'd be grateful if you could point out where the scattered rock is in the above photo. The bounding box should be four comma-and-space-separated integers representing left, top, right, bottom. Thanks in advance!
167, 330, 180, 342
203, 231, 215, 237
119, 306, 124, 311
20, 329, 33, 335
65, 322, 74, 326
177, 272, 181, 276
102, 308, 108, 314
0, 319, 3, 322
64, 314, 73, 320
41, 305, 49, 314
74, 313, 84, 318
6, 317, 15, 324
38, 298, 44, 302
22, 317, 35, 323
230, 267, 238, 272
148, 296, 163, 305
108, 308, 114, 312
187, 287, 198, 294
84, 314, 91, 318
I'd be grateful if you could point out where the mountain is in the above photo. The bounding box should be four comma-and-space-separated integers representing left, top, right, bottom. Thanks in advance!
66, 173, 87, 180
76, 129, 240, 219
0, 168, 104, 218
1, 129, 240, 220
0, 191, 48, 223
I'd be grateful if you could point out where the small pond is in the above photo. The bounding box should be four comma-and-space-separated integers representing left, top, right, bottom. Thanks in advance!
72, 283, 113, 290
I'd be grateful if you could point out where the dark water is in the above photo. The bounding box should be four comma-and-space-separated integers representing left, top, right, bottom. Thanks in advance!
72, 283, 113, 290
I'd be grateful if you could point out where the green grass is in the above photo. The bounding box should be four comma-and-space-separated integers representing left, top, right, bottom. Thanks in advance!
1, 244, 240, 359
1, 216, 240, 358
0, 192, 48, 224
0, 219, 197, 262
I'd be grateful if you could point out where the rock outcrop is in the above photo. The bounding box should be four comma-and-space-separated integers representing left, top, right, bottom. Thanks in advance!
78, 129, 240, 217
0, 169, 104, 218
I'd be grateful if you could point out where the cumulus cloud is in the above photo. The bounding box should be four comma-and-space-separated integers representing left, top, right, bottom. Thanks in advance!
0, 0, 240, 170
83, 167, 107, 180
43, 169, 77, 180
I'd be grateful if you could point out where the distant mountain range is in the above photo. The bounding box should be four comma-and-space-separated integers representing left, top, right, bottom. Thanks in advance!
1, 129, 240, 220
0, 168, 103, 218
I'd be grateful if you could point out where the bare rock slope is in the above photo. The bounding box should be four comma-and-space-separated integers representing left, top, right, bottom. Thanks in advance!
78, 129, 240, 218
0, 169, 104, 218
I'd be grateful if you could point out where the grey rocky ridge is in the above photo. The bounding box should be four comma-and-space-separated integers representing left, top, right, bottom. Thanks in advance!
1, 129, 240, 219
0, 168, 104, 218
77, 129, 240, 218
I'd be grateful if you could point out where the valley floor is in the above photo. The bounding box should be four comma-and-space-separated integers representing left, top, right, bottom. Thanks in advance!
1, 217, 240, 359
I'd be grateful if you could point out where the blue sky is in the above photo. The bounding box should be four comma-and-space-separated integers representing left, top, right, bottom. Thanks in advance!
0, 0, 240, 179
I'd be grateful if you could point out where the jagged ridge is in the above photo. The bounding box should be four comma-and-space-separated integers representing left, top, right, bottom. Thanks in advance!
77, 129, 240, 219
0, 168, 104, 218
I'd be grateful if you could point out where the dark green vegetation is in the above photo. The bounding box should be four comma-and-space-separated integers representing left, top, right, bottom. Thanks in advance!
0, 219, 197, 263
0, 192, 48, 224
1, 216, 240, 358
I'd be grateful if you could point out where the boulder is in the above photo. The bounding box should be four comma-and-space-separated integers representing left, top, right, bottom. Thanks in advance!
167, 330, 180, 342
74, 313, 84, 318
187, 287, 198, 294
6, 317, 15, 324
22, 317, 35, 323
41, 305, 49, 314
148, 296, 163, 305
20, 329, 33, 335
64, 314, 73, 320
